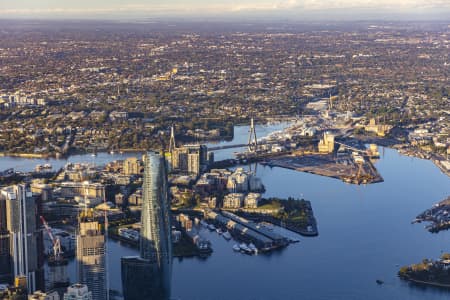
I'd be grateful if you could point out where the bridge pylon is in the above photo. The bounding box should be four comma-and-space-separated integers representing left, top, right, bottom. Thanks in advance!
248, 118, 258, 152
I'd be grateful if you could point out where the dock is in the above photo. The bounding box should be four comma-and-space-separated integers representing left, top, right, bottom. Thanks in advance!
260, 153, 383, 185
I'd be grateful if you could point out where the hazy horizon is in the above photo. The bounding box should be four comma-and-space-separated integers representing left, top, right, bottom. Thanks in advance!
1, 0, 449, 21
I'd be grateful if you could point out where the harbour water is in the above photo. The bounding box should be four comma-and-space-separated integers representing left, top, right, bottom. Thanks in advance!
1, 123, 450, 299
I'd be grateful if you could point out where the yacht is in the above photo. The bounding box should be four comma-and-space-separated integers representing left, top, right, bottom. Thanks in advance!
223, 231, 232, 240
240, 243, 252, 254
248, 243, 257, 253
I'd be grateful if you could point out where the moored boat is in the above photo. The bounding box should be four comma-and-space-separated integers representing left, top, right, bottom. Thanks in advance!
223, 231, 231, 240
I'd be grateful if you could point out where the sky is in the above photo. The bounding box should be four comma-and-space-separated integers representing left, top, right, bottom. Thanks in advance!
0, 0, 449, 20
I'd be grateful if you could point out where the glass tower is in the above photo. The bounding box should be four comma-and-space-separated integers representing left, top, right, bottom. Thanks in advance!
122, 152, 172, 300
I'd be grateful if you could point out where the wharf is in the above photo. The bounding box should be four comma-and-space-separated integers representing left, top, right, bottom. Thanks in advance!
261, 154, 383, 185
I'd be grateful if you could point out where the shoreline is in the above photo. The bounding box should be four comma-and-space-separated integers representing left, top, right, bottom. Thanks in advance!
0, 152, 50, 158
401, 277, 450, 289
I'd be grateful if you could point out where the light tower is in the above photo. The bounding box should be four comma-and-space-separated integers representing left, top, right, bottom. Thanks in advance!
248, 118, 258, 152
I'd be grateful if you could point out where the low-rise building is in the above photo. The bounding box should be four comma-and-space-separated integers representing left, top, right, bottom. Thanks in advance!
223, 193, 245, 209
244, 193, 261, 209
63, 284, 92, 300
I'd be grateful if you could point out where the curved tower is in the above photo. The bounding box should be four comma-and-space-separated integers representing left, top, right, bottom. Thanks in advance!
122, 151, 172, 300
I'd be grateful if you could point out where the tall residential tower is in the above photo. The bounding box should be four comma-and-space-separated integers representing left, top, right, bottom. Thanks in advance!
122, 151, 172, 300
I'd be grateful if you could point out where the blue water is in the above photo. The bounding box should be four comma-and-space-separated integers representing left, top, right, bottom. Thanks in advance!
0, 152, 144, 173
169, 147, 450, 300
2, 124, 450, 299
206, 121, 292, 161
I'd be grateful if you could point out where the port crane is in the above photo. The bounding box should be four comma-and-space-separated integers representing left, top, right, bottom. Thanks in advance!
40, 216, 63, 261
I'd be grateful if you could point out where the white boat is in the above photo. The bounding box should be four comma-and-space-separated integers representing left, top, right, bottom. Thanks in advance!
223, 231, 231, 240
216, 228, 223, 235
248, 243, 257, 253
240, 243, 252, 254
233, 244, 241, 252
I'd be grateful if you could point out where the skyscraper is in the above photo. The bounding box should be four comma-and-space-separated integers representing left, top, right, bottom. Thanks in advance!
0, 199, 10, 284
122, 151, 172, 300
76, 221, 106, 300
0, 184, 44, 293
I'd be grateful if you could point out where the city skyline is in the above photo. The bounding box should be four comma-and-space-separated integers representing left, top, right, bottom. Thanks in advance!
0, 7, 449, 299
1, 0, 449, 20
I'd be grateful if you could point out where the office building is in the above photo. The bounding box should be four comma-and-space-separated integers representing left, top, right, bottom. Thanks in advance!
0, 199, 10, 284
76, 221, 106, 300
122, 152, 172, 300
0, 230, 9, 284
0, 185, 44, 293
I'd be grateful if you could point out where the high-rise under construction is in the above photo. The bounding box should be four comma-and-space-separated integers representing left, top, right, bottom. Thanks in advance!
76, 220, 107, 300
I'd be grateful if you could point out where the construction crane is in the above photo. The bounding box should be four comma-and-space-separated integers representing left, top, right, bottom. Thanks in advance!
40, 216, 63, 261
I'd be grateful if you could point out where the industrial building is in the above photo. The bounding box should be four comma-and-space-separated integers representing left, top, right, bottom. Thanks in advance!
318, 132, 335, 154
